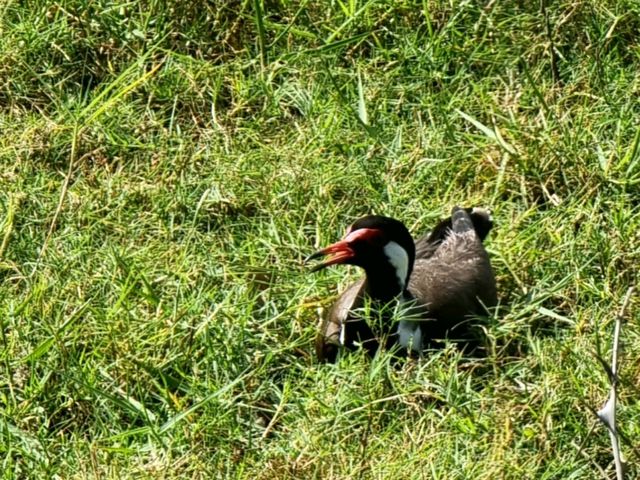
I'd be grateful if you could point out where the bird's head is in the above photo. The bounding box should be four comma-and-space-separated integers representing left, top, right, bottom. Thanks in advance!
307, 215, 415, 288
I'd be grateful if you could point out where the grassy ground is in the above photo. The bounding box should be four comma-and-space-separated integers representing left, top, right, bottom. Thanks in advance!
1, 1, 639, 478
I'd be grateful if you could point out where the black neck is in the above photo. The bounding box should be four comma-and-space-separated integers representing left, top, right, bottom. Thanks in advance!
363, 261, 407, 304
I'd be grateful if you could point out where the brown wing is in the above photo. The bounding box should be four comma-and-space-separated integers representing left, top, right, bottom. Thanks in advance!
315, 278, 380, 362
408, 229, 497, 341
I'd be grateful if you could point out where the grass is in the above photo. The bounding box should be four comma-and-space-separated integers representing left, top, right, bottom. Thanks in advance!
1, 0, 639, 478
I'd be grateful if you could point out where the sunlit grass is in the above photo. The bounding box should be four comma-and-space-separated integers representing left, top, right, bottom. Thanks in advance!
1, 1, 639, 478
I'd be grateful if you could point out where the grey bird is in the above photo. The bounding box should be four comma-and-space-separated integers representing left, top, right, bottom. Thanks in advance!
307, 207, 497, 362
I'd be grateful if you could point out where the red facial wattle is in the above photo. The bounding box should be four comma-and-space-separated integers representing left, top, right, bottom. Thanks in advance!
306, 228, 384, 271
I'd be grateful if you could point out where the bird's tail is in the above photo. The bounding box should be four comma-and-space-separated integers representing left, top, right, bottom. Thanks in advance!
415, 206, 494, 258
451, 206, 475, 234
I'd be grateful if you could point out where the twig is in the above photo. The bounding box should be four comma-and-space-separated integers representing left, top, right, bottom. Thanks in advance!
260, 389, 287, 440
31, 127, 79, 276
596, 286, 634, 480
0, 194, 23, 260
32, 139, 100, 274
572, 439, 608, 478
540, 0, 561, 84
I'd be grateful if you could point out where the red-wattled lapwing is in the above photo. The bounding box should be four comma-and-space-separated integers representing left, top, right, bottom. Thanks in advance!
307, 207, 497, 362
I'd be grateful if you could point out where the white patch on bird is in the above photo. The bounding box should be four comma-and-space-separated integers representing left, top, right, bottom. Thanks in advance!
383, 241, 409, 289
471, 206, 492, 222
397, 320, 422, 352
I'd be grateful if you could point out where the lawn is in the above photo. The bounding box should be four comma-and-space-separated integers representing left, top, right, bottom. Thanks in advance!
1, 1, 639, 478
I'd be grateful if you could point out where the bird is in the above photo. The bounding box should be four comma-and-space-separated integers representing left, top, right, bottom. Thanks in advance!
307, 207, 497, 362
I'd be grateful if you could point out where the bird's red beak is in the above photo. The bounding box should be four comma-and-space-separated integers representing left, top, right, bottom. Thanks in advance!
306, 228, 382, 272
306, 240, 355, 272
